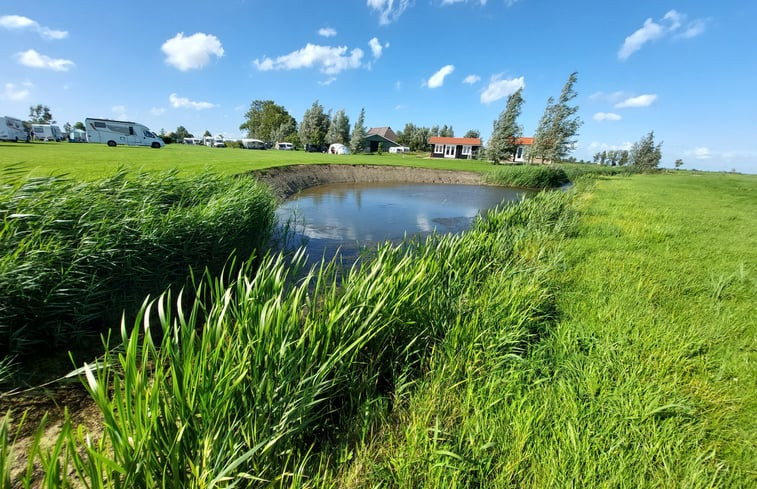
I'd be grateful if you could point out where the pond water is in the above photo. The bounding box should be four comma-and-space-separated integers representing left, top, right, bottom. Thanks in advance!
275, 182, 527, 265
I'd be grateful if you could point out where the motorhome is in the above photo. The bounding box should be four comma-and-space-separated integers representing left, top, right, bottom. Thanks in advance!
183, 137, 202, 145
0, 116, 29, 142
84, 118, 164, 148
241, 138, 266, 149
31, 124, 63, 141
275, 142, 294, 150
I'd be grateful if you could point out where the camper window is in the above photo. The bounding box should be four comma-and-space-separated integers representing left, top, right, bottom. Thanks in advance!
94, 121, 106, 128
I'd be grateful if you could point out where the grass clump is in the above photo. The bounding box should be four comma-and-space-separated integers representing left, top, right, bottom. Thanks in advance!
0, 169, 276, 361
485, 164, 569, 189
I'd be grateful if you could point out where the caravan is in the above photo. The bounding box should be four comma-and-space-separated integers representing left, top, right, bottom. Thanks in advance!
85, 118, 164, 148
0, 116, 29, 142
31, 124, 63, 142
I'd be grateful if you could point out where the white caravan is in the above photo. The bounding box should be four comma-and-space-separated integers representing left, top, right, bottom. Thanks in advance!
241, 138, 266, 149
0, 116, 29, 142
31, 124, 63, 141
85, 118, 164, 148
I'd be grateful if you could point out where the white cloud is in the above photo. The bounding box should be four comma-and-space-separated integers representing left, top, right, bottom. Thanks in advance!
619, 10, 708, 60
593, 112, 622, 121
169, 93, 217, 110
1, 82, 31, 101
318, 77, 337, 86
395, 81, 402, 90
463, 74, 481, 85
318, 27, 337, 37
161, 32, 224, 71
589, 91, 625, 103
614, 94, 657, 108
16, 49, 74, 71
150, 107, 166, 116
588, 141, 633, 152
692, 147, 712, 160
427, 64, 455, 88
480, 75, 525, 104
369, 37, 387, 59
441, 0, 493, 5
254, 44, 364, 75
111, 105, 128, 120
367, 0, 412, 25
0, 15, 67, 40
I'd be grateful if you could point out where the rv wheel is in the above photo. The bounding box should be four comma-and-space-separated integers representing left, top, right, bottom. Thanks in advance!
107, 140, 117, 147
151, 142, 161, 148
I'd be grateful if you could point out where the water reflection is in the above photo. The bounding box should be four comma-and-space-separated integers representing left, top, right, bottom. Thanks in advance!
275, 182, 526, 266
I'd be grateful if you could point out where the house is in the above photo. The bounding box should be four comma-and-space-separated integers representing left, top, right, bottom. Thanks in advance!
429, 136, 481, 160
512, 137, 533, 162
365, 126, 399, 153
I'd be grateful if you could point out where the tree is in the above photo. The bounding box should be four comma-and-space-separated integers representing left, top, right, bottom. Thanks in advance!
674, 158, 684, 169
299, 100, 331, 147
439, 124, 454, 137
203, 130, 212, 138
463, 129, 480, 139
487, 88, 524, 163
73, 121, 85, 131
271, 120, 297, 146
239, 100, 297, 142
630, 131, 663, 170
350, 108, 367, 154
530, 72, 582, 163
63, 122, 72, 135
28, 104, 54, 124
175, 126, 192, 141
327, 109, 350, 144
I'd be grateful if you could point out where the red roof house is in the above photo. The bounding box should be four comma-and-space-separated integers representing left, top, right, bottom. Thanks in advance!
429, 136, 482, 160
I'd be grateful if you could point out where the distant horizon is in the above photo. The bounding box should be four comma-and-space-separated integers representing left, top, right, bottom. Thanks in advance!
2, 0, 755, 173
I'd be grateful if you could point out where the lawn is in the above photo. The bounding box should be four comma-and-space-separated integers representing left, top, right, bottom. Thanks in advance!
0, 141, 495, 179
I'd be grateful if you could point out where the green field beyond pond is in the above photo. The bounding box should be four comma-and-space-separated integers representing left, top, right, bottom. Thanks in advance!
0, 145, 755, 487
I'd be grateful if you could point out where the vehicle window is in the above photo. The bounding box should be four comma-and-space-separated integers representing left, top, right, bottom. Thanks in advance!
94, 121, 106, 128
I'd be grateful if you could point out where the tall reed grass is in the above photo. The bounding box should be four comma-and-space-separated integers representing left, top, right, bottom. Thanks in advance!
485, 164, 569, 189
4, 190, 574, 487
0, 170, 276, 360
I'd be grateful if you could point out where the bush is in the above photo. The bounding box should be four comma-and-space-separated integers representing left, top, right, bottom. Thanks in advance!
485, 164, 569, 189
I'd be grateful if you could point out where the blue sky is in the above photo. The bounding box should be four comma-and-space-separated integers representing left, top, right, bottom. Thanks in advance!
2, 0, 756, 172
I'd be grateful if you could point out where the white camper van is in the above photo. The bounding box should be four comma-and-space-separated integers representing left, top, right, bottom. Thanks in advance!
85, 118, 164, 148
31, 124, 63, 142
241, 138, 266, 149
0, 116, 29, 142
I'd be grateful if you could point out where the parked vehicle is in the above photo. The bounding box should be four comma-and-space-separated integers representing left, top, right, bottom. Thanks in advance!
0, 116, 29, 142
69, 129, 86, 142
275, 142, 294, 150
241, 138, 266, 149
305, 143, 327, 152
328, 143, 351, 155
389, 146, 410, 153
85, 118, 164, 148
183, 137, 202, 145
31, 124, 63, 142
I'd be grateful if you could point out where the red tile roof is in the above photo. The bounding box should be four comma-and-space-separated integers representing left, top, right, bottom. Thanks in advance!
429, 136, 482, 145
513, 137, 534, 145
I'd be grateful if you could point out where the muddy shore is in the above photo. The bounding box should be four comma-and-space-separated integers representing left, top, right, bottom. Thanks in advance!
248, 164, 485, 201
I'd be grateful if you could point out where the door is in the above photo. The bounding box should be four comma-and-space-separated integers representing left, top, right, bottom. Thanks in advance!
444, 144, 456, 158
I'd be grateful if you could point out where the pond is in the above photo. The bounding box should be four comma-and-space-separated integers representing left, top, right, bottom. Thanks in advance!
275, 182, 527, 265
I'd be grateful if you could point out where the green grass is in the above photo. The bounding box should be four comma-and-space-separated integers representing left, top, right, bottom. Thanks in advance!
0, 142, 496, 179
485, 163, 569, 188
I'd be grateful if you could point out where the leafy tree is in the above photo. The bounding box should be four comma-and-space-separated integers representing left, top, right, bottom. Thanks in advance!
463, 129, 480, 139
487, 87, 524, 163
674, 158, 684, 169
175, 126, 192, 141
63, 122, 72, 134
239, 100, 297, 142
630, 131, 663, 170
73, 121, 85, 131
327, 109, 350, 144
350, 108, 367, 154
203, 130, 212, 138
28, 104, 54, 124
299, 100, 331, 147
271, 120, 297, 146
530, 72, 582, 163
439, 124, 454, 137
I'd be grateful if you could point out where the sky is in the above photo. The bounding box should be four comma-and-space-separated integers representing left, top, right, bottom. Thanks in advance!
1, 0, 756, 173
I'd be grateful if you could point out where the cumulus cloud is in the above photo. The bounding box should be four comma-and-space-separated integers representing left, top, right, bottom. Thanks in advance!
161, 32, 224, 71
367, 0, 412, 25
169, 93, 217, 110
1, 82, 31, 101
0, 15, 67, 39
463, 74, 481, 85
318, 27, 337, 37
614, 94, 657, 108
441, 0, 493, 5
426, 64, 455, 88
589, 141, 633, 152
254, 43, 364, 75
593, 112, 622, 122
318, 77, 337, 86
618, 10, 708, 60
16, 49, 74, 71
480, 75, 525, 104
369, 37, 388, 59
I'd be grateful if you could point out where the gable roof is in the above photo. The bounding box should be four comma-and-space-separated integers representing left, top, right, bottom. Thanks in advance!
367, 126, 398, 143
429, 136, 482, 146
513, 137, 534, 146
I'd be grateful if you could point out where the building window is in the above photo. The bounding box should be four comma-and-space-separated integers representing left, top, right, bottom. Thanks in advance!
462, 145, 472, 156
434, 144, 444, 154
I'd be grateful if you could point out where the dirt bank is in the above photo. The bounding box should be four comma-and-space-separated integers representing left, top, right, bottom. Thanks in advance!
248, 164, 485, 201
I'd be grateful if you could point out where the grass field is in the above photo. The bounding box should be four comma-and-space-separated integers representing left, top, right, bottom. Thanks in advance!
0, 141, 496, 179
